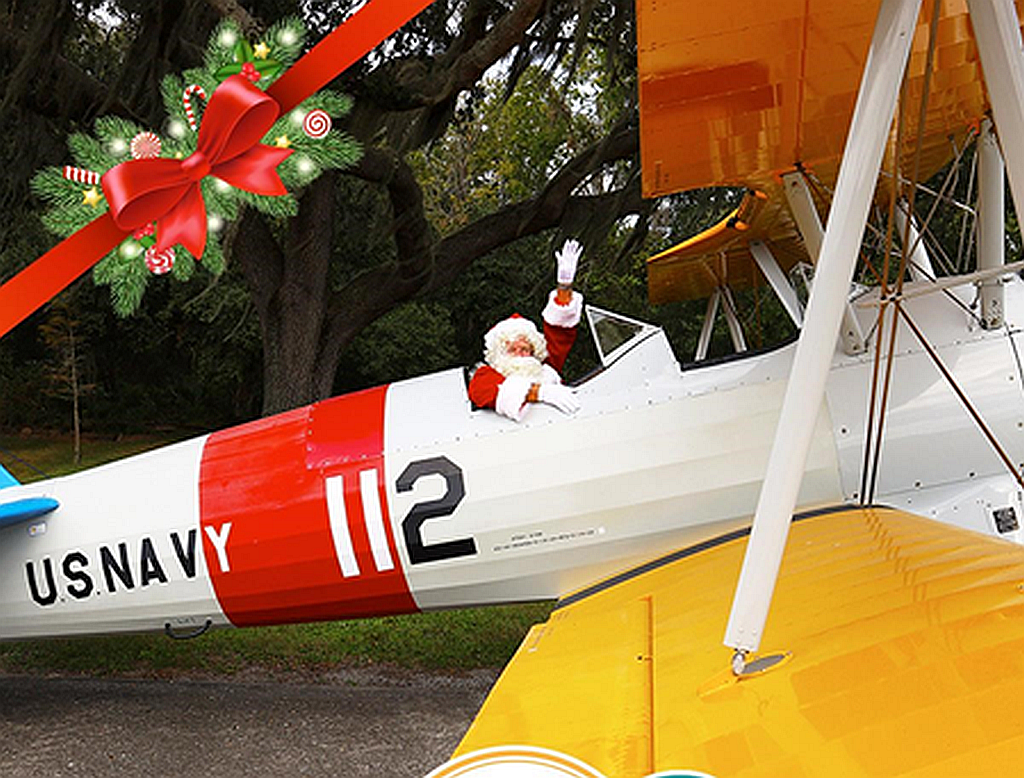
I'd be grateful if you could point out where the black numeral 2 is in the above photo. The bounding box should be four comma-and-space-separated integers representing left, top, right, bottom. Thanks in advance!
396, 456, 475, 564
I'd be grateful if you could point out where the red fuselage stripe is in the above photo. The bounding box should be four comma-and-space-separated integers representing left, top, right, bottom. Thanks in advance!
198, 386, 416, 626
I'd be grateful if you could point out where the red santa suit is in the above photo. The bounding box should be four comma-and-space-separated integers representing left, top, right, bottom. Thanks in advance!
468, 290, 583, 420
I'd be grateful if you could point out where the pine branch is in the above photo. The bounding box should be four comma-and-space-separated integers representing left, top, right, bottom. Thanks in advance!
34, 16, 362, 317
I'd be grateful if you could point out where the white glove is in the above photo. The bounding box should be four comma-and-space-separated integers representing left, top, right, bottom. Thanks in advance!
555, 239, 582, 286
537, 383, 580, 415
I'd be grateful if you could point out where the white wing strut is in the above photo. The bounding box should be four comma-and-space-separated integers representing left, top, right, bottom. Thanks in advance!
781, 171, 866, 354
977, 121, 1006, 329
968, 0, 1024, 221
723, 0, 922, 662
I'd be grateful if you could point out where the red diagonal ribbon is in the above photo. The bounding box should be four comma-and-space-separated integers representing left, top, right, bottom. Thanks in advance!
103, 74, 291, 259
0, 0, 435, 339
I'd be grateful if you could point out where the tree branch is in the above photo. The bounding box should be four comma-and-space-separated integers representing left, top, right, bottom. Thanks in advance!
347, 0, 547, 151
320, 119, 641, 362
408, 0, 546, 108
351, 146, 432, 283
427, 179, 646, 292
202, 0, 259, 36
0, 13, 130, 121
424, 118, 641, 290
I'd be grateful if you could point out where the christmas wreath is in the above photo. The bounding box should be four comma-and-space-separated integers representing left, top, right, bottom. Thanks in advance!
30, 18, 361, 315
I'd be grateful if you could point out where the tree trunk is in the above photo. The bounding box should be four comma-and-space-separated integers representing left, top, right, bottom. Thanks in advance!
236, 174, 337, 416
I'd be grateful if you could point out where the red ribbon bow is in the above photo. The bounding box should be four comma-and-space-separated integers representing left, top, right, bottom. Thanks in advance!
102, 75, 292, 258
0, 0, 435, 341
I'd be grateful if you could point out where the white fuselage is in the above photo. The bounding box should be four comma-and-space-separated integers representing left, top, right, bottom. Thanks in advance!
2, 276, 1022, 640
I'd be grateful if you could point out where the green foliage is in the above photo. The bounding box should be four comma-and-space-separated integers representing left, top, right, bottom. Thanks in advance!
411, 68, 587, 234
439, 234, 556, 364
30, 15, 360, 319
407, 62, 759, 377
336, 303, 461, 392
0, 355, 52, 432
0, 258, 264, 435
93, 245, 150, 317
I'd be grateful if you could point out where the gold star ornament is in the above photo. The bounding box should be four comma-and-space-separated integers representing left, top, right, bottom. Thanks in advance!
253, 41, 271, 60
82, 187, 103, 207
274, 134, 292, 149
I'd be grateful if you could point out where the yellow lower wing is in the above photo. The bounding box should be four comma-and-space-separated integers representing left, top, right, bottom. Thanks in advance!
455, 507, 1024, 776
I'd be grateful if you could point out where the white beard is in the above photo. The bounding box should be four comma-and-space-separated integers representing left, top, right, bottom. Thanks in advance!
491, 352, 545, 381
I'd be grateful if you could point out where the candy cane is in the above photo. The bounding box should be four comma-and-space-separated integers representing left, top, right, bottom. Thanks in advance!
182, 84, 208, 131
62, 166, 100, 185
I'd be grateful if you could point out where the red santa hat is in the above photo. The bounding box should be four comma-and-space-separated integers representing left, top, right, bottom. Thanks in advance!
483, 313, 548, 368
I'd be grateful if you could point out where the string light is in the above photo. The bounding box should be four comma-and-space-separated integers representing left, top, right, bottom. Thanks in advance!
119, 241, 142, 260
166, 119, 187, 140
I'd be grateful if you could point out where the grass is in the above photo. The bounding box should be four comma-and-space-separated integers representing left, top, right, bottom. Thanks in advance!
0, 604, 554, 677
0, 432, 554, 676
0, 431, 189, 480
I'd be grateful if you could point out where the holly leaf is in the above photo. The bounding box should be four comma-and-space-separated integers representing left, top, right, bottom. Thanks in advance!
257, 60, 283, 79
214, 63, 243, 80
234, 39, 254, 64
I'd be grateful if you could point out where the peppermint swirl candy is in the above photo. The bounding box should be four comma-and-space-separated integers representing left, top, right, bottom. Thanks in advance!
144, 246, 175, 275
302, 109, 332, 139
130, 131, 162, 160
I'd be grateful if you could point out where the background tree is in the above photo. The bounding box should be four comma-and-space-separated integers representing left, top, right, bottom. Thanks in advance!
38, 295, 96, 463
231, 0, 649, 413
1, 0, 751, 434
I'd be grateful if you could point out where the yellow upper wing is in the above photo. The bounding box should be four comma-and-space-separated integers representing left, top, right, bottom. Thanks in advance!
638, 0, 1002, 198
638, 1, 1022, 304
454, 507, 1024, 776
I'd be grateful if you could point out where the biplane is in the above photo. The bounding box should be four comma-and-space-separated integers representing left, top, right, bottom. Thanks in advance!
3, 0, 1024, 776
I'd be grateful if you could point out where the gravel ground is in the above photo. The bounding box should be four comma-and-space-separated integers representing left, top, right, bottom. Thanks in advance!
0, 667, 498, 777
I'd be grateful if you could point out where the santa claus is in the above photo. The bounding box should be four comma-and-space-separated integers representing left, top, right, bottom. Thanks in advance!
468, 239, 584, 421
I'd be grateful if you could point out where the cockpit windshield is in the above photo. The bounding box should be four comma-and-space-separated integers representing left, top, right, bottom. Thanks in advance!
585, 305, 662, 368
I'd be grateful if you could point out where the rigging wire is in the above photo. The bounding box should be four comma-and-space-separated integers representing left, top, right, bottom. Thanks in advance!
795, 6, 1011, 505
898, 306, 1024, 491
957, 132, 980, 273
801, 167, 887, 290
876, 125, 979, 279
861, 47, 913, 504
864, 0, 942, 504
902, 126, 980, 269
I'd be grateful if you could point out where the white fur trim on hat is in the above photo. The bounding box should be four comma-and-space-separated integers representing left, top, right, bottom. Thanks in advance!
484, 314, 548, 368
542, 290, 583, 329
495, 375, 533, 421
